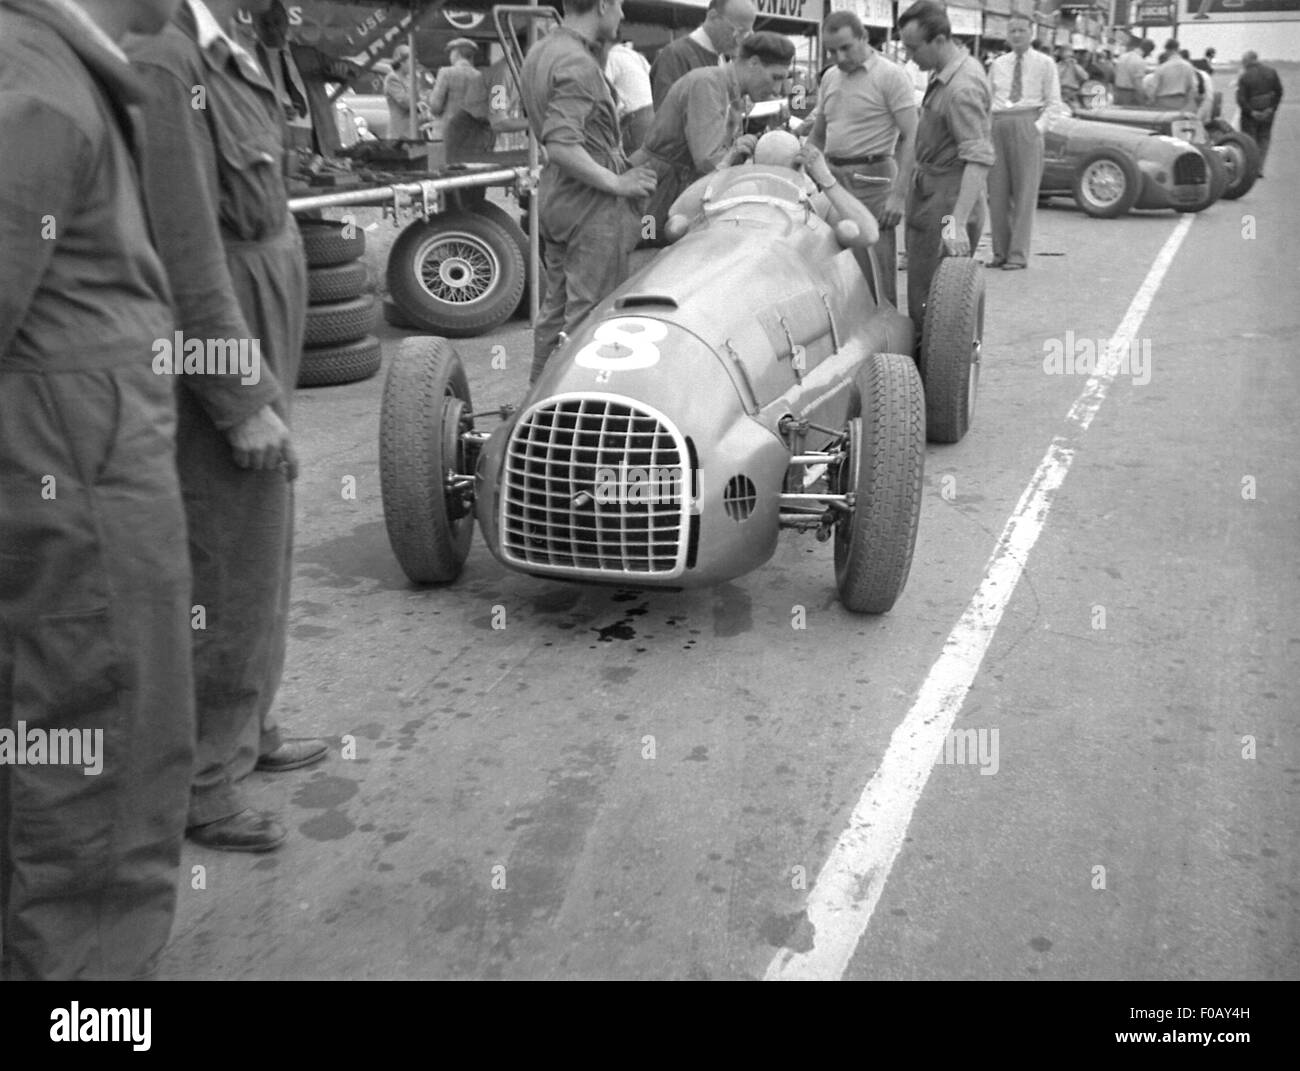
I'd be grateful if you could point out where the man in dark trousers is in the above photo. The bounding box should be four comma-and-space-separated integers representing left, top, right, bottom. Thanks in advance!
521, 0, 657, 384
633, 31, 795, 239
0, 0, 195, 979
897, 0, 993, 336
128, 0, 328, 854
649, 0, 755, 109
1237, 50, 1283, 175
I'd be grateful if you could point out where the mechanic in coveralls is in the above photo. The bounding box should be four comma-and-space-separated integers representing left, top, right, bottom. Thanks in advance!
0, 0, 194, 978
521, 0, 657, 384
897, 1, 993, 337
128, 0, 327, 853
632, 31, 796, 242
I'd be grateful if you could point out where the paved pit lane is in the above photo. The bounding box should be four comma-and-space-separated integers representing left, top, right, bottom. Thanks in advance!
161, 97, 1299, 981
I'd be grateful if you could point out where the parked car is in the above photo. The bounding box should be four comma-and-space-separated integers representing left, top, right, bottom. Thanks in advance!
1038, 111, 1214, 218
378, 167, 988, 613
1074, 104, 1260, 201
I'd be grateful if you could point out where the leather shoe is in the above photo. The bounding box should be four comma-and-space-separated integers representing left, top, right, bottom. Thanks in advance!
1002, 262, 1026, 271
256, 738, 329, 772
985, 257, 1006, 268
188, 810, 286, 853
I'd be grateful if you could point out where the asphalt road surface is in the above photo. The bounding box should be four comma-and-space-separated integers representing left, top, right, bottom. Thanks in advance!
161, 96, 1299, 981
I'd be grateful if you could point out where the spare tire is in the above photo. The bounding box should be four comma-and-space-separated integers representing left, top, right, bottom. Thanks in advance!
308, 260, 370, 304
304, 294, 379, 347
386, 211, 525, 337
298, 335, 382, 388
299, 219, 366, 268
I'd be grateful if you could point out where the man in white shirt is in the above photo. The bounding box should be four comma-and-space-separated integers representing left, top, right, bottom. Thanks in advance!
606, 39, 653, 152
1113, 34, 1149, 106
1148, 38, 1199, 111
985, 14, 1064, 270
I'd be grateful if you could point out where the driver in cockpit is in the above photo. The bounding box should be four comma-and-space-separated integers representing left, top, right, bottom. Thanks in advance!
664, 129, 881, 250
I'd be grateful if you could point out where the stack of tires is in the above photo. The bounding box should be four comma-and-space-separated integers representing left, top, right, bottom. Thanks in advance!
298, 218, 382, 387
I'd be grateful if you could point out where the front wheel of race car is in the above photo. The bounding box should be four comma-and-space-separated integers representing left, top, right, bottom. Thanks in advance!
386, 212, 526, 337
1212, 131, 1261, 200
379, 337, 475, 584
1072, 148, 1141, 218
919, 257, 984, 444
833, 353, 926, 614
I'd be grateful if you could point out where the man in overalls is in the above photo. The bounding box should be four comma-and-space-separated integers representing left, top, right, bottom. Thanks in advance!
898, 1, 994, 338
1, 0, 194, 979
129, 0, 326, 853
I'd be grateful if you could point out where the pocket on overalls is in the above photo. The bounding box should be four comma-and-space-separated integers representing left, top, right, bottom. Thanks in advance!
209, 108, 286, 242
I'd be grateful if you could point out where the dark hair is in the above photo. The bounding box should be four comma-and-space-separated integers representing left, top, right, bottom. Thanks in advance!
1205, 47, 1216, 57
898, 1, 951, 43
1140, 39, 1155, 55
563, 0, 601, 15
1180, 49, 1190, 60
740, 31, 796, 66
823, 10, 865, 38
1165, 38, 1180, 51
1008, 13, 1032, 28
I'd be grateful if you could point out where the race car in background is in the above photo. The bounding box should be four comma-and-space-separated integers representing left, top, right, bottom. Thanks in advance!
1037, 111, 1215, 218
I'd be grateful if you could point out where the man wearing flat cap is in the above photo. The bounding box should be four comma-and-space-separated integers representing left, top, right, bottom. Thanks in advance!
429, 36, 492, 160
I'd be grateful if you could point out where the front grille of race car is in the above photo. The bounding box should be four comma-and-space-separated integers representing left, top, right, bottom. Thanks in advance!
501, 396, 691, 576
1173, 151, 1207, 187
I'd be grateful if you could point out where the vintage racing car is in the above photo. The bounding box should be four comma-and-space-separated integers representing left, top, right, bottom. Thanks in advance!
1038, 111, 1214, 218
377, 166, 986, 613
1073, 105, 1261, 201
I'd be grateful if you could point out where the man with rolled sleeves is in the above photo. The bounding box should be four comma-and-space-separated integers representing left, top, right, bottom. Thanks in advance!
1, 0, 194, 979
521, 0, 657, 384
897, 1, 994, 336
986, 13, 1064, 271
808, 8, 918, 307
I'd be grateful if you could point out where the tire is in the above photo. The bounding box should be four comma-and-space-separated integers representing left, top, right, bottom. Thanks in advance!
1211, 131, 1261, 200
297, 335, 382, 388
386, 212, 525, 337
1071, 148, 1141, 218
919, 257, 984, 444
298, 219, 366, 268
304, 294, 379, 347
833, 353, 926, 614
471, 200, 542, 318
379, 337, 475, 583
308, 260, 370, 304
1177, 145, 1225, 212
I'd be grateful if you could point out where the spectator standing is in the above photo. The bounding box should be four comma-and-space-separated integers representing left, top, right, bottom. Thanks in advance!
520, 0, 656, 384
1055, 44, 1087, 106
606, 39, 654, 154
429, 37, 492, 161
0, 0, 195, 979
807, 9, 918, 306
986, 14, 1062, 271
1148, 38, 1198, 110
385, 43, 426, 139
1192, 47, 1216, 76
1113, 36, 1150, 105
648, 0, 755, 109
897, 1, 993, 334
128, 0, 329, 854
1237, 50, 1283, 175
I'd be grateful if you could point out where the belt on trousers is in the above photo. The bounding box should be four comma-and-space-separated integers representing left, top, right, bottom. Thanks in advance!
827, 153, 893, 166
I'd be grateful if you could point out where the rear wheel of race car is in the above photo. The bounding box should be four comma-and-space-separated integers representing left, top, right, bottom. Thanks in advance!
386, 212, 525, 337
470, 200, 541, 319
379, 337, 475, 583
833, 353, 925, 614
298, 218, 366, 268
1177, 145, 1226, 211
1212, 131, 1261, 200
919, 257, 984, 444
1072, 148, 1140, 218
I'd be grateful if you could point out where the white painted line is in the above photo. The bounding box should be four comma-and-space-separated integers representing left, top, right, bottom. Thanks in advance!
764, 217, 1195, 981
